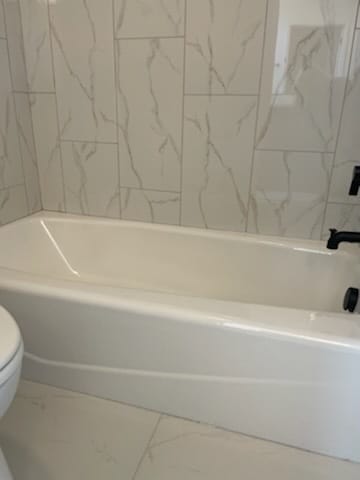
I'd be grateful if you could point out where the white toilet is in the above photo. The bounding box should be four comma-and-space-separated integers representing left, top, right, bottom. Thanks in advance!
0, 306, 23, 479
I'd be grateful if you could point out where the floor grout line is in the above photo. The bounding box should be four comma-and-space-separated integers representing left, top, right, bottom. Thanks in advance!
131, 415, 162, 480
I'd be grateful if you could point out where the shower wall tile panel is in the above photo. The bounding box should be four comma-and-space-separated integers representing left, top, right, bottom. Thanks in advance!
3, 0, 359, 237
49, 0, 117, 143
257, 0, 358, 153
114, 0, 185, 38
19, 0, 54, 92
185, 0, 267, 95
116, 37, 184, 192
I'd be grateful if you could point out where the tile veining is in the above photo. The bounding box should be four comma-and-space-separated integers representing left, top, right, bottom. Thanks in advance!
248, 151, 332, 239
121, 188, 180, 225
62, 141, 120, 218
19, 0, 54, 92
116, 37, 183, 192
182, 95, 257, 231
50, 0, 117, 143
114, 0, 185, 39
0, 0, 359, 234
257, 0, 358, 153
185, 0, 267, 95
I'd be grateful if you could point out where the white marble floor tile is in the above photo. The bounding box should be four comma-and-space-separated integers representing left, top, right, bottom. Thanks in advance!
134, 415, 360, 480
1, 382, 360, 480
0, 381, 160, 480
114, 0, 185, 38
186, 0, 267, 94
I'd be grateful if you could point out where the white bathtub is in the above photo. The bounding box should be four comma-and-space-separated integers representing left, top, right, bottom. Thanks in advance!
0, 212, 359, 461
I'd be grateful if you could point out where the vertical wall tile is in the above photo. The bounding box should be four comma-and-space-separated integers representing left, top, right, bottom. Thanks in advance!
0, 185, 27, 224
0, 40, 24, 189
181, 96, 257, 232
248, 151, 332, 239
50, 0, 116, 142
19, 0, 54, 92
30, 93, 65, 211
14, 93, 41, 212
120, 188, 180, 225
329, 30, 360, 205
116, 38, 183, 191
257, 0, 358, 152
3, 0, 28, 91
186, 0, 267, 95
0, 1, 5, 38
114, 0, 185, 38
62, 141, 120, 218
322, 204, 360, 237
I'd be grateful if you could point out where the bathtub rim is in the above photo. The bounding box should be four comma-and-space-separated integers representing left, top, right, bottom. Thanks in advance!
0, 267, 359, 354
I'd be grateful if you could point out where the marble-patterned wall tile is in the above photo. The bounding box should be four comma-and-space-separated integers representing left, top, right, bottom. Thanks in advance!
30, 93, 65, 211
181, 95, 257, 232
322, 203, 360, 238
0, 40, 24, 189
329, 30, 360, 205
248, 151, 332, 239
14, 93, 41, 213
186, 0, 267, 95
62, 141, 120, 219
49, 0, 116, 142
357, 5, 360, 29
114, 0, 185, 38
3, 0, 28, 91
116, 38, 183, 191
0, 185, 27, 224
121, 188, 180, 224
0, 1, 5, 38
19, 0, 54, 92
257, 0, 358, 152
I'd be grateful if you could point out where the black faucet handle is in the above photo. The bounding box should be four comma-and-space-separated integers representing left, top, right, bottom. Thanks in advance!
329, 228, 337, 236
349, 165, 360, 196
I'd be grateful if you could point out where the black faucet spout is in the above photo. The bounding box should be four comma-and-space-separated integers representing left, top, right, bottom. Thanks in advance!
327, 229, 360, 250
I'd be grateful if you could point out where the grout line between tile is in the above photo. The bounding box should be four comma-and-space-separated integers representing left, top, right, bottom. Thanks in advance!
185, 93, 259, 97
327, 201, 360, 207
2, 2, 31, 215
112, 0, 122, 220
179, 0, 187, 227
319, 16, 359, 238
60, 138, 118, 146
47, 0, 67, 213
13, 90, 55, 94
256, 147, 336, 155
0, 182, 26, 192
244, 0, 269, 232
131, 415, 162, 480
115, 35, 184, 41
